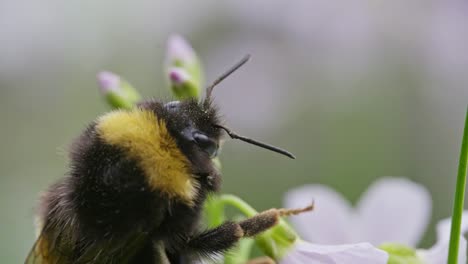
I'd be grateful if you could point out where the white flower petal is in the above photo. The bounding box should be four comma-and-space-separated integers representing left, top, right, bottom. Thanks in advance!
284, 185, 355, 244
356, 177, 431, 246
417, 211, 468, 264
280, 241, 389, 264
417, 236, 467, 264
435, 211, 468, 241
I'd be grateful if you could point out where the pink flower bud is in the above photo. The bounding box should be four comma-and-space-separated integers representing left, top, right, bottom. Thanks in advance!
97, 71, 121, 94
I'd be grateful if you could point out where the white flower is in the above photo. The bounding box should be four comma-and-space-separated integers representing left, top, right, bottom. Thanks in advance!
417, 212, 468, 264
284, 177, 431, 246
280, 241, 388, 264
284, 177, 468, 263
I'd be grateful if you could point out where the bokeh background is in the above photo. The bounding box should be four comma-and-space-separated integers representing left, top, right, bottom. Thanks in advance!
2, 1, 468, 262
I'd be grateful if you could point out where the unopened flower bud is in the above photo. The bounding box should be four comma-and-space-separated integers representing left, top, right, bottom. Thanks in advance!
167, 34, 197, 65
97, 71, 141, 109
167, 67, 200, 99
169, 67, 190, 85
97, 71, 120, 94
165, 34, 203, 99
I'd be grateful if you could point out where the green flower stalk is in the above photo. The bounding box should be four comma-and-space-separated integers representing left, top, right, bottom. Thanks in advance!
97, 71, 141, 109
448, 106, 468, 264
165, 34, 203, 99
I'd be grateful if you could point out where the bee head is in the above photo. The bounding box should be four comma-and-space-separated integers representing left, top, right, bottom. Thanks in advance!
151, 54, 295, 170
165, 100, 222, 156
95, 55, 294, 201
132, 98, 222, 192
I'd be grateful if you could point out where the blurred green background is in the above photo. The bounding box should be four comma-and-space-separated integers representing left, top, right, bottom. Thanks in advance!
1, 1, 468, 262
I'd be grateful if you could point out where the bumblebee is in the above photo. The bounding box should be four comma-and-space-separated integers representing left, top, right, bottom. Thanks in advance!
25, 56, 301, 264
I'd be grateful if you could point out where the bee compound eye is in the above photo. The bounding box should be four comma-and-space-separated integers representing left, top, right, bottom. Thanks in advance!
164, 101, 180, 111
193, 132, 209, 143
193, 132, 218, 158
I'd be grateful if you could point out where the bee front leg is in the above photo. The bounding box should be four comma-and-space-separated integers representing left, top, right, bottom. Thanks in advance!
186, 221, 244, 255
186, 208, 294, 257
185, 205, 313, 259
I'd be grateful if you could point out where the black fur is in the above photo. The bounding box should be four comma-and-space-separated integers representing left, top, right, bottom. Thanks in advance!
27, 99, 278, 264
140, 99, 222, 190
27, 100, 221, 263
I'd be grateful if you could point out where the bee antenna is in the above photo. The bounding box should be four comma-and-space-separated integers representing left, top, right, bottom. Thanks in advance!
214, 124, 296, 159
205, 54, 251, 100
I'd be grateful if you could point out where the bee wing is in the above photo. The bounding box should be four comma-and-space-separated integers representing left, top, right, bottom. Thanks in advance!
24, 232, 61, 264
25, 228, 152, 264
25, 235, 47, 264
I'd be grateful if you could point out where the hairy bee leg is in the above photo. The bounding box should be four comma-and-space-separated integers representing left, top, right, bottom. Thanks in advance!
187, 211, 280, 255
187, 221, 244, 254
238, 209, 280, 237
186, 204, 314, 256
240, 204, 314, 237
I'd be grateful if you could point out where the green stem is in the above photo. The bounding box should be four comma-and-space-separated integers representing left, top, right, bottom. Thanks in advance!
448, 106, 468, 264
218, 194, 259, 217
